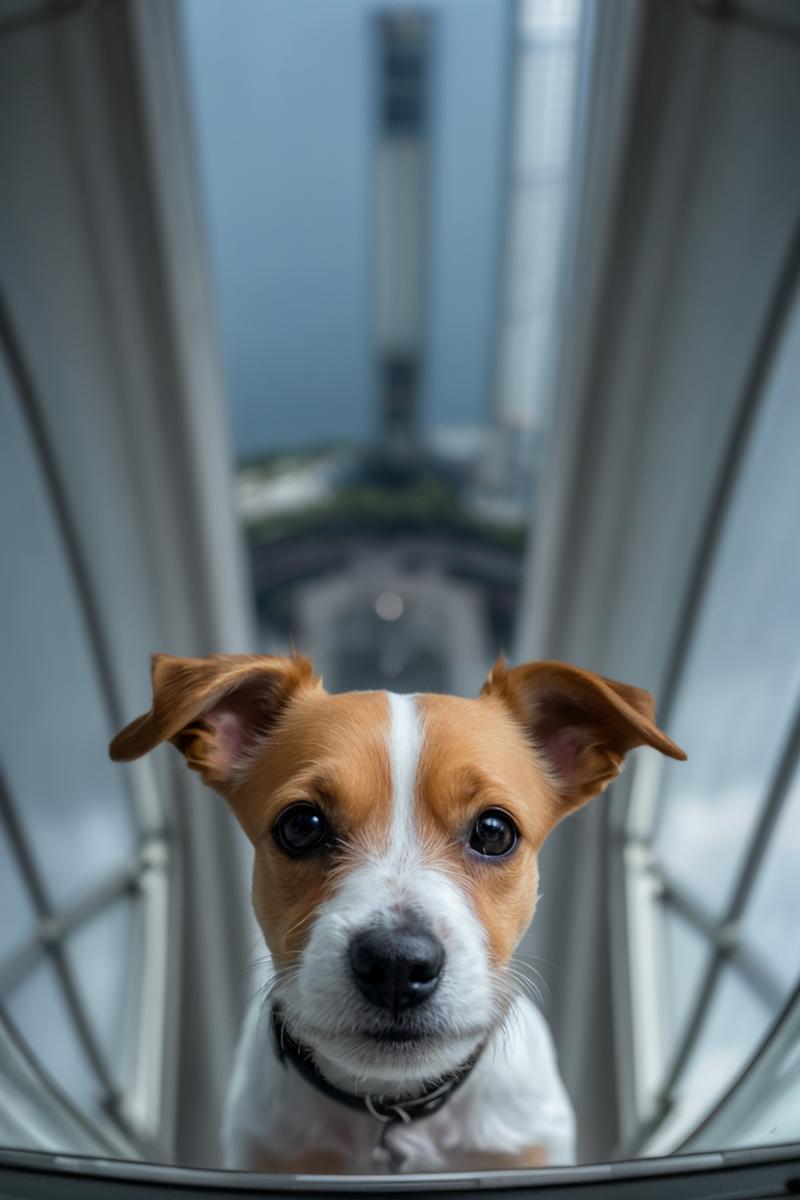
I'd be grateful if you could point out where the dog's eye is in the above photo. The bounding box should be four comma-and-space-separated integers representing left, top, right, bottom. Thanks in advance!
274, 803, 329, 856
469, 809, 518, 857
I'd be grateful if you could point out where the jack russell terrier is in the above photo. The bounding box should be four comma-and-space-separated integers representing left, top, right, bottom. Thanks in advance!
110, 654, 685, 1174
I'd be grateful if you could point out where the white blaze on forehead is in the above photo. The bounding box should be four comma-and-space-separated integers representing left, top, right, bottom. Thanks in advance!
385, 692, 423, 856
280, 690, 495, 1078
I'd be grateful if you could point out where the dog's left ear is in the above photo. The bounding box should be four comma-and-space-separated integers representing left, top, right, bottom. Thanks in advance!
109, 653, 321, 791
481, 659, 686, 808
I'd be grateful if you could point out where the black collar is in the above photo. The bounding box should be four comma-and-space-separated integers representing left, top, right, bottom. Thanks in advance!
270, 1008, 484, 1125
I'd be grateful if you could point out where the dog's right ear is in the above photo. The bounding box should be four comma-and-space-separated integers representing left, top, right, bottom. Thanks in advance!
481, 658, 685, 811
109, 653, 321, 791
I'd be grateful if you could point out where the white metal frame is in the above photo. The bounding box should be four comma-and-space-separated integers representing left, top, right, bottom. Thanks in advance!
0, 0, 255, 1165
514, 0, 800, 1161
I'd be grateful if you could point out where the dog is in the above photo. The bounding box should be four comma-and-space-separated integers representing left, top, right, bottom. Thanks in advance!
110, 653, 685, 1174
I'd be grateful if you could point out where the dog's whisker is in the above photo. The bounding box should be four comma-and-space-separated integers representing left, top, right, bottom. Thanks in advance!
507, 972, 544, 1008
513, 949, 560, 975
505, 970, 545, 1005
508, 956, 551, 1002
500, 965, 545, 1010
281, 908, 319, 942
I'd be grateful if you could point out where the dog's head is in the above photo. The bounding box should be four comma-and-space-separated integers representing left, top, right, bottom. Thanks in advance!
110, 653, 684, 1089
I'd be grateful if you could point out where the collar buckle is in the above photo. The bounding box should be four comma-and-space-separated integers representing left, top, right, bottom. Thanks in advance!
364, 1094, 412, 1124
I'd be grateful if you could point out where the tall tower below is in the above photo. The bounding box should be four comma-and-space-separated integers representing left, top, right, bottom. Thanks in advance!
374, 10, 433, 453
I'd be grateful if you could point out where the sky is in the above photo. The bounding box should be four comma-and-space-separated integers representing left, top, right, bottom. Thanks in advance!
181, 0, 512, 458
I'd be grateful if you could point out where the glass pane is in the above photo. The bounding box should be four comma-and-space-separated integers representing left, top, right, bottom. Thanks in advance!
5, 958, 102, 1120
0, 820, 36, 961
521, 0, 582, 39
65, 899, 136, 1090
740, 760, 800, 994
0, 361, 137, 908
660, 908, 711, 1062
517, 45, 578, 176
653, 288, 800, 916
669, 970, 773, 1143
185, 0, 584, 697
690, 1007, 800, 1152
726, 1032, 800, 1149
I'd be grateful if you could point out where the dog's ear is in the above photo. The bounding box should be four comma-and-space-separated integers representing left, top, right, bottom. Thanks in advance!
109, 653, 321, 790
481, 658, 685, 808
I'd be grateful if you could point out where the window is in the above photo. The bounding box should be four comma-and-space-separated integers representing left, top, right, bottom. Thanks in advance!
0, 344, 171, 1155
184, 0, 585, 698
617, 283, 800, 1154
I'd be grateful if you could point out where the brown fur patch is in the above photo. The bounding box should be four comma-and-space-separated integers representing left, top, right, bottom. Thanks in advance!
109, 652, 319, 788
481, 658, 685, 806
414, 693, 558, 968
232, 690, 392, 968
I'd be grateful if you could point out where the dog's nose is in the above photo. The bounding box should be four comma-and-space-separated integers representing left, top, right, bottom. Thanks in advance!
349, 925, 445, 1013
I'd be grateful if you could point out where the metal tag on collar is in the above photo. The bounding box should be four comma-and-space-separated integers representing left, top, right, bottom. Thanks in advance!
364, 1094, 412, 1124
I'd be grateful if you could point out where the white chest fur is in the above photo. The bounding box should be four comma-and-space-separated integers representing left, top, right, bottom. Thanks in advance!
222, 994, 575, 1173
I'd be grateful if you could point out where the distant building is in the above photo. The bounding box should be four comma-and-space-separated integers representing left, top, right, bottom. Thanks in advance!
182, 0, 511, 458
374, 10, 432, 451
